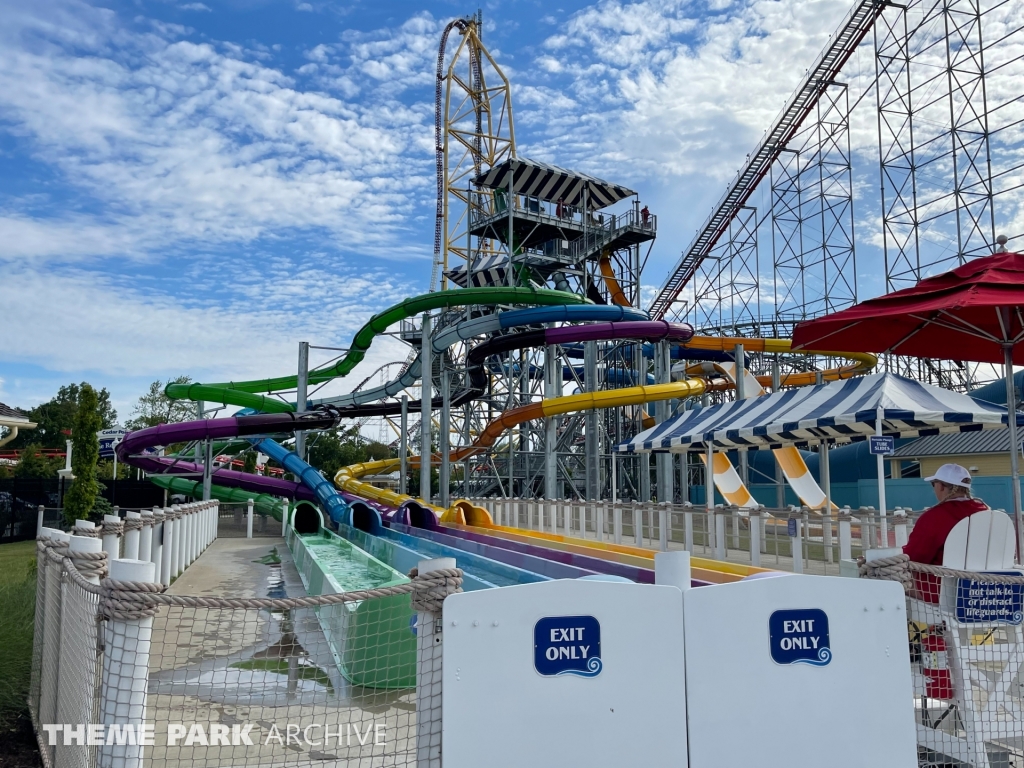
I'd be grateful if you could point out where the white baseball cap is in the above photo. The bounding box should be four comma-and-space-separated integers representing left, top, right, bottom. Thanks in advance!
924, 463, 973, 488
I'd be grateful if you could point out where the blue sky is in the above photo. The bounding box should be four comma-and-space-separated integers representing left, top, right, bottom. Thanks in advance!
0, 0, 881, 419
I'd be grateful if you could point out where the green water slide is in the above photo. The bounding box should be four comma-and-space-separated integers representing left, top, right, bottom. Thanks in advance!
165, 287, 589, 412
149, 475, 289, 519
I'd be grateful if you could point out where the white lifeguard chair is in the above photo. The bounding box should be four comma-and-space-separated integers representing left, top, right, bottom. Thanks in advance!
903, 510, 1023, 767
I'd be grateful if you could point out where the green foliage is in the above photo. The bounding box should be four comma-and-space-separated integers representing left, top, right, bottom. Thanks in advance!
8, 383, 116, 449
243, 451, 258, 474
306, 428, 396, 480
0, 541, 37, 725
63, 384, 102, 524
125, 376, 194, 431
406, 467, 439, 498
12, 445, 60, 479
97, 459, 130, 480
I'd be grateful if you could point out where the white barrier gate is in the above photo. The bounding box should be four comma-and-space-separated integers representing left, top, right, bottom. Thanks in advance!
684, 574, 917, 767
442, 579, 688, 768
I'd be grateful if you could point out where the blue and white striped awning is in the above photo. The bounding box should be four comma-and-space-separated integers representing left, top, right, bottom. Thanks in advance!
614, 372, 1024, 453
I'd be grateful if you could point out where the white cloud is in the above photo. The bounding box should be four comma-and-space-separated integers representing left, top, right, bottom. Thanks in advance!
523, 0, 852, 182
0, 0, 436, 263
0, 263, 412, 392
179, 3, 211, 11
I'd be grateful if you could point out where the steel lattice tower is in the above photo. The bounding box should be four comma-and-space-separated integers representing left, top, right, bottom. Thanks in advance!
649, 0, 1024, 391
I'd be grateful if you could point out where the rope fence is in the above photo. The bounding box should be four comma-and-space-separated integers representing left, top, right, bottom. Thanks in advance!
28, 523, 463, 768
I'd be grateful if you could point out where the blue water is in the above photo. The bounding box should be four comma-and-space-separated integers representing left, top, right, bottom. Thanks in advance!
336, 523, 548, 589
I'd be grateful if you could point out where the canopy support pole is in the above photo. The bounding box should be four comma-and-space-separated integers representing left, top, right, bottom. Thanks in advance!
706, 443, 715, 551
876, 409, 888, 546
1004, 344, 1024, 564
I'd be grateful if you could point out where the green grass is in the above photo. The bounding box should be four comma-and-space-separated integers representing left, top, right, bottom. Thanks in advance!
0, 541, 38, 726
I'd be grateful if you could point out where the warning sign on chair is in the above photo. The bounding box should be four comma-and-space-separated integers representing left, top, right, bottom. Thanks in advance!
955, 577, 1024, 624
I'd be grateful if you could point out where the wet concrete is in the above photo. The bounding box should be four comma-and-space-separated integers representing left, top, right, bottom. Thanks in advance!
144, 536, 417, 768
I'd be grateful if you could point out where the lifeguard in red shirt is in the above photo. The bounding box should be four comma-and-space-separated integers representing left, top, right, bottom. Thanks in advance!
904, 463, 989, 601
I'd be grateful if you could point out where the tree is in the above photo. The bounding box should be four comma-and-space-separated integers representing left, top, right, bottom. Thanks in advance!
97, 459, 130, 480
243, 451, 258, 474
125, 376, 194, 430
8, 383, 117, 449
63, 384, 102, 523
13, 445, 59, 479
306, 429, 396, 480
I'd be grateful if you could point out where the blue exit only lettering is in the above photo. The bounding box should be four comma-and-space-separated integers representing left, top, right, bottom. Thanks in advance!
534, 616, 603, 678
769, 609, 832, 666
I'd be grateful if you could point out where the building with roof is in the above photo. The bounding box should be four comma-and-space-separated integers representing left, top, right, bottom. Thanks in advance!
893, 430, 1022, 479
0, 402, 37, 448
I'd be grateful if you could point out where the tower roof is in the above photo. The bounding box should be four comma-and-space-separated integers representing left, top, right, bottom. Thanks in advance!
474, 157, 635, 210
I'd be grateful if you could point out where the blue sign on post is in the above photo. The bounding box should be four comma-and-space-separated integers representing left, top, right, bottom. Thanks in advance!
787, 518, 798, 537
534, 615, 602, 678
955, 576, 1024, 624
769, 609, 832, 666
869, 436, 895, 455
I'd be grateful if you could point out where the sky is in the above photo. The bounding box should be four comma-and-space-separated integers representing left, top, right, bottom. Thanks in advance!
0, 0, 879, 420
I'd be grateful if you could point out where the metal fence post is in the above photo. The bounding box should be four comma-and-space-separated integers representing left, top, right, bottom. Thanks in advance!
802, 507, 810, 571
38, 528, 69, 765
823, 508, 834, 564
634, 503, 643, 547
36, 505, 44, 538
57, 535, 105, 768
893, 510, 909, 547
101, 515, 121, 560
98, 559, 157, 768
730, 505, 740, 549
151, 509, 164, 584
658, 503, 668, 551
790, 509, 804, 574
160, 508, 175, 585
415, 558, 456, 768
124, 511, 142, 560
838, 509, 853, 562
247, 498, 254, 539
859, 506, 874, 552
714, 507, 726, 560
749, 508, 761, 566
684, 504, 694, 553
613, 502, 623, 544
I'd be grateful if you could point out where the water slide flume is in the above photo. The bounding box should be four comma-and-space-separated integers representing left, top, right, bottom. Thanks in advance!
334, 379, 709, 517
115, 411, 341, 505
165, 286, 591, 413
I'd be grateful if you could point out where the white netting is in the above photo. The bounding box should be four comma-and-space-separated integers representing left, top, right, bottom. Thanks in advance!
29, 531, 461, 768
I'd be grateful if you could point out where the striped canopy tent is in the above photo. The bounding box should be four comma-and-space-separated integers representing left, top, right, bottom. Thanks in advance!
614, 372, 1024, 454
444, 253, 510, 288
474, 158, 636, 210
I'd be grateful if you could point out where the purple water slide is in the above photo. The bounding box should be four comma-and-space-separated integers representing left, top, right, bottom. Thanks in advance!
116, 412, 335, 501
390, 522, 599, 579
545, 319, 693, 346
430, 524, 657, 583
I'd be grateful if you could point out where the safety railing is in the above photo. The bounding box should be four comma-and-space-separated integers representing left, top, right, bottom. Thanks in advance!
465, 497, 931, 576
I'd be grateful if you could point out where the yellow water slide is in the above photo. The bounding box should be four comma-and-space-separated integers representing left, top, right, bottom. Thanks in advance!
335, 379, 709, 516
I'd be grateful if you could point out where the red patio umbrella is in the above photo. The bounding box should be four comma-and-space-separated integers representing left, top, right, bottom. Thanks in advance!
792, 250, 1024, 559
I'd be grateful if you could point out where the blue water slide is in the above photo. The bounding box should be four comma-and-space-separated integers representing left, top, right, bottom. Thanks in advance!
255, 438, 353, 528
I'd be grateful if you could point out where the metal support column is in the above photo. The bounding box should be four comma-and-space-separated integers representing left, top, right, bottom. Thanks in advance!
295, 341, 309, 461
655, 341, 673, 503
440, 369, 451, 508
400, 395, 409, 495
420, 314, 433, 503
544, 343, 558, 500
772, 356, 784, 508
585, 340, 599, 500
